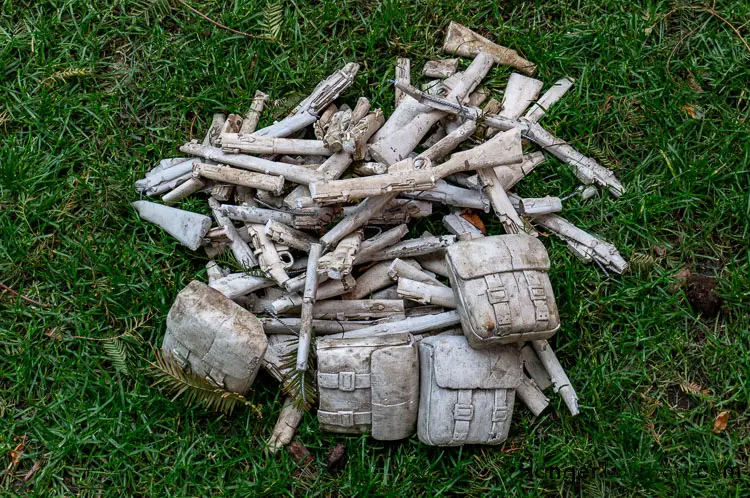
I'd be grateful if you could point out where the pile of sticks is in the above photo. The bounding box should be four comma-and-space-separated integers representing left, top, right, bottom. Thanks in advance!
133, 21, 627, 450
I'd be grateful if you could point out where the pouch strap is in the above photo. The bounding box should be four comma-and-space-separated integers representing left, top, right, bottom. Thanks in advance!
489, 389, 509, 442
485, 274, 512, 335
524, 271, 550, 327
452, 389, 474, 442
318, 410, 372, 427
318, 372, 371, 391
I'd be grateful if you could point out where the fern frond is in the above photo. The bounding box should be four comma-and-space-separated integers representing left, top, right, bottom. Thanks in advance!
42, 68, 95, 86
130, 0, 178, 24
279, 336, 317, 411
262, 1, 284, 40
149, 349, 262, 416
630, 252, 656, 271
103, 337, 130, 376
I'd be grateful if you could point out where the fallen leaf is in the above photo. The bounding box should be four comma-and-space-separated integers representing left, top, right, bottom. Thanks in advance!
326, 443, 347, 474
681, 104, 705, 119
2, 435, 26, 484
713, 411, 729, 433
23, 461, 41, 482
287, 440, 314, 467
653, 245, 667, 258
460, 210, 486, 234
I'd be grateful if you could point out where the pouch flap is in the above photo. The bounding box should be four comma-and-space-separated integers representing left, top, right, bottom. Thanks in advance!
424, 335, 521, 389
318, 332, 410, 350
446, 235, 549, 279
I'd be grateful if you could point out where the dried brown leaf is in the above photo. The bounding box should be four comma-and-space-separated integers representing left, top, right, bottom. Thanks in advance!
23, 461, 41, 482
460, 210, 486, 234
713, 411, 729, 433
326, 443, 347, 474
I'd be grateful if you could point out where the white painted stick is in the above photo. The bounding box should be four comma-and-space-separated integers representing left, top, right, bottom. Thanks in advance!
317, 230, 363, 280
476, 166, 529, 235
179, 143, 325, 185
264, 219, 318, 252
260, 317, 376, 335
442, 212, 484, 240
202, 113, 226, 147
253, 62, 360, 138
296, 243, 322, 371
161, 177, 206, 204
354, 224, 409, 264
521, 343, 553, 390
240, 90, 268, 135
401, 180, 489, 211
516, 374, 550, 416
395, 57, 410, 106
499, 73, 544, 120
271, 275, 356, 314
397, 278, 456, 308
519, 196, 563, 216
416, 252, 450, 278
313, 103, 338, 140
219, 205, 295, 226
525, 77, 575, 123
354, 162, 388, 176
209, 272, 274, 299
362, 235, 456, 263
268, 398, 305, 453
422, 59, 459, 79
335, 310, 461, 339
208, 198, 258, 268
387, 258, 445, 286
531, 339, 579, 416
319, 194, 394, 249
247, 224, 292, 290
345, 261, 394, 299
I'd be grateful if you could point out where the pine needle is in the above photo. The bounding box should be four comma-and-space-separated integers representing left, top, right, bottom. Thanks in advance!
279, 337, 316, 411
149, 349, 262, 417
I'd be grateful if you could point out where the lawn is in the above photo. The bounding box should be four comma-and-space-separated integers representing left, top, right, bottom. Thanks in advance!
1, 0, 749, 495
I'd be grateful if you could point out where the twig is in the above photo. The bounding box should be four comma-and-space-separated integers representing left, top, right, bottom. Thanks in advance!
651, 5, 750, 54
176, 0, 280, 43
0, 282, 47, 307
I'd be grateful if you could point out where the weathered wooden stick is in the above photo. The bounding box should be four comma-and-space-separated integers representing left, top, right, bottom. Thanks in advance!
145, 157, 192, 178
395, 57, 410, 106
350, 97, 371, 124
369, 51, 495, 165
416, 252, 450, 278
529, 212, 628, 273
345, 110, 385, 160
313, 103, 338, 140
516, 374, 550, 416
218, 114, 243, 144
268, 398, 305, 453
353, 224, 409, 264
136, 159, 194, 193
371, 286, 400, 300
193, 162, 285, 195
335, 310, 461, 339
393, 81, 482, 121
206, 260, 225, 285
219, 204, 295, 227
312, 299, 405, 320
363, 235, 456, 263
247, 224, 293, 290
353, 162, 388, 176
443, 212, 485, 240
202, 113, 226, 147
296, 243, 322, 371
208, 198, 258, 268
260, 317, 376, 335
498, 73, 544, 120
264, 219, 318, 252
521, 343, 553, 390
132, 201, 212, 251
209, 272, 274, 299
209, 184, 234, 202
161, 177, 206, 204
419, 120, 477, 163
317, 230, 363, 280
253, 62, 360, 138
476, 166, 529, 235
531, 339, 579, 416
525, 77, 575, 123
271, 275, 356, 314
342, 198, 432, 225
519, 196, 563, 216
240, 90, 268, 135
180, 143, 325, 185
283, 151, 353, 209
311, 127, 523, 202
319, 194, 394, 249
221, 134, 333, 156
442, 21, 537, 75
387, 258, 445, 286
401, 180, 489, 211
397, 278, 456, 308
422, 59, 459, 79
344, 261, 394, 299
144, 172, 195, 196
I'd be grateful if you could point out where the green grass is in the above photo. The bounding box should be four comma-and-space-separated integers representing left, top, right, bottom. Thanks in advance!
1, 0, 749, 495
